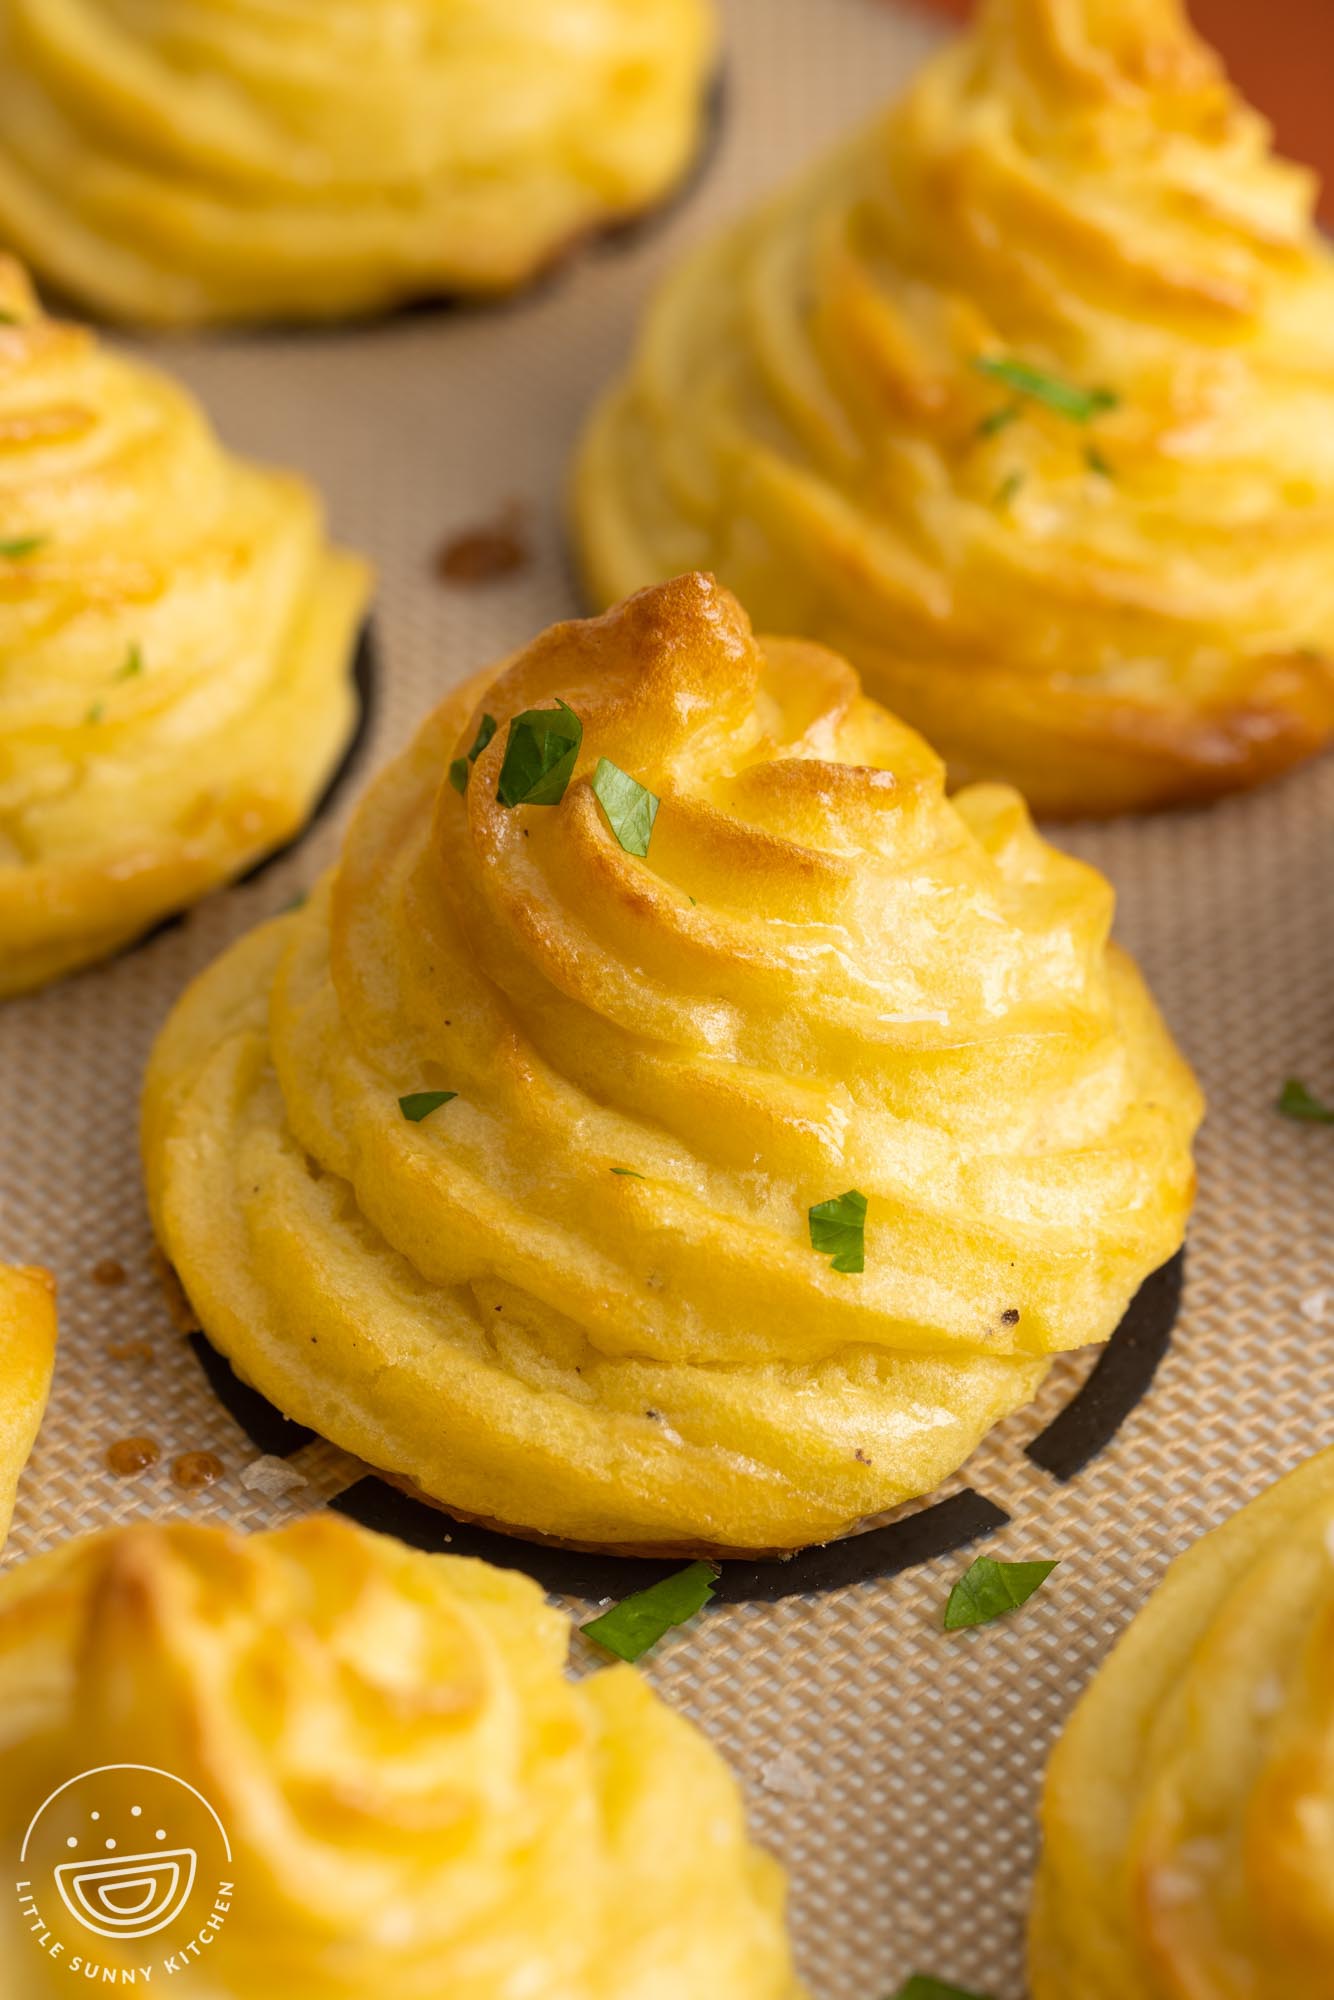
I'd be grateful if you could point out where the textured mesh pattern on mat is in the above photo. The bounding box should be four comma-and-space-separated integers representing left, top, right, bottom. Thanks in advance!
1, 4, 1332, 1996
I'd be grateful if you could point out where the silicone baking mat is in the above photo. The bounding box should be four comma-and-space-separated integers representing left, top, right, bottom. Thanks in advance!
2, 3, 1332, 1995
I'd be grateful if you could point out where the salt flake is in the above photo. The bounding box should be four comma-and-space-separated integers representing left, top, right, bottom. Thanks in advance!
240, 1455, 308, 1498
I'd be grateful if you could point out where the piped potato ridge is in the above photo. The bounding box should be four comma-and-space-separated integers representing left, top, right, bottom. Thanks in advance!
0, 0, 719, 327
0, 1264, 55, 1552
575, 0, 1334, 815
1032, 1445, 1334, 2000
0, 258, 369, 997
144, 574, 1200, 1554
0, 1515, 805, 1998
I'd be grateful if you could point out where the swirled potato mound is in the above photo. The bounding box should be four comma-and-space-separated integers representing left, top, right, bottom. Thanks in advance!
0, 1265, 55, 1552
0, 1516, 803, 1998
1031, 1445, 1334, 1999
0, 259, 369, 997
142, 573, 1201, 1554
575, 0, 1334, 817
0, 0, 718, 328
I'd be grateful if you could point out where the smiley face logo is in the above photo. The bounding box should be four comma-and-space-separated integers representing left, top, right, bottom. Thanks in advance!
54, 1839, 197, 1941
20, 1765, 231, 1948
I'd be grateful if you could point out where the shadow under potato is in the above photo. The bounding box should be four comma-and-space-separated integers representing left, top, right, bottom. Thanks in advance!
188, 1249, 1186, 1604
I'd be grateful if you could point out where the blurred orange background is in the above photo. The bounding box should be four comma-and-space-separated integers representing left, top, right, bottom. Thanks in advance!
907, 0, 1334, 217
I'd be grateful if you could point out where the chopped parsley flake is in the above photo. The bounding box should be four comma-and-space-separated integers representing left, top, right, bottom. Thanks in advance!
973, 356, 1119, 425
944, 1556, 1059, 1630
591, 757, 659, 858
1277, 1077, 1334, 1124
449, 711, 497, 795
0, 534, 44, 558
808, 1189, 868, 1274
398, 1090, 457, 1123
581, 1561, 718, 1663
975, 405, 1019, 440
892, 1979, 994, 2000
497, 699, 582, 808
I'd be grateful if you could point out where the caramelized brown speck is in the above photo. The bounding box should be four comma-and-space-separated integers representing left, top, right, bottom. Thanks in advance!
106, 1436, 159, 1477
107, 1339, 154, 1365
437, 501, 529, 586
172, 1451, 224, 1492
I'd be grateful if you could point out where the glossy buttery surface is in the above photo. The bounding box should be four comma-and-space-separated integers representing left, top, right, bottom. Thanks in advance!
0, 260, 368, 996
1031, 1445, 1334, 1999
143, 574, 1201, 1553
576, 0, 1334, 815
0, 1516, 803, 1997
0, 1265, 54, 1552
0, 0, 718, 326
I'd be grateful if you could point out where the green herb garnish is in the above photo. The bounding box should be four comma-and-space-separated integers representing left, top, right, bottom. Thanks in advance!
0, 534, 44, 558
610, 1166, 645, 1178
994, 471, 1025, 509
449, 711, 497, 795
115, 642, 144, 681
944, 1556, 1059, 1630
591, 757, 659, 858
496, 698, 582, 808
973, 356, 1118, 425
581, 1562, 719, 1663
808, 1189, 868, 1275
398, 1090, 457, 1123
84, 700, 105, 725
892, 1978, 994, 2000
975, 405, 1019, 440
1277, 1077, 1334, 1124
1086, 445, 1114, 479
